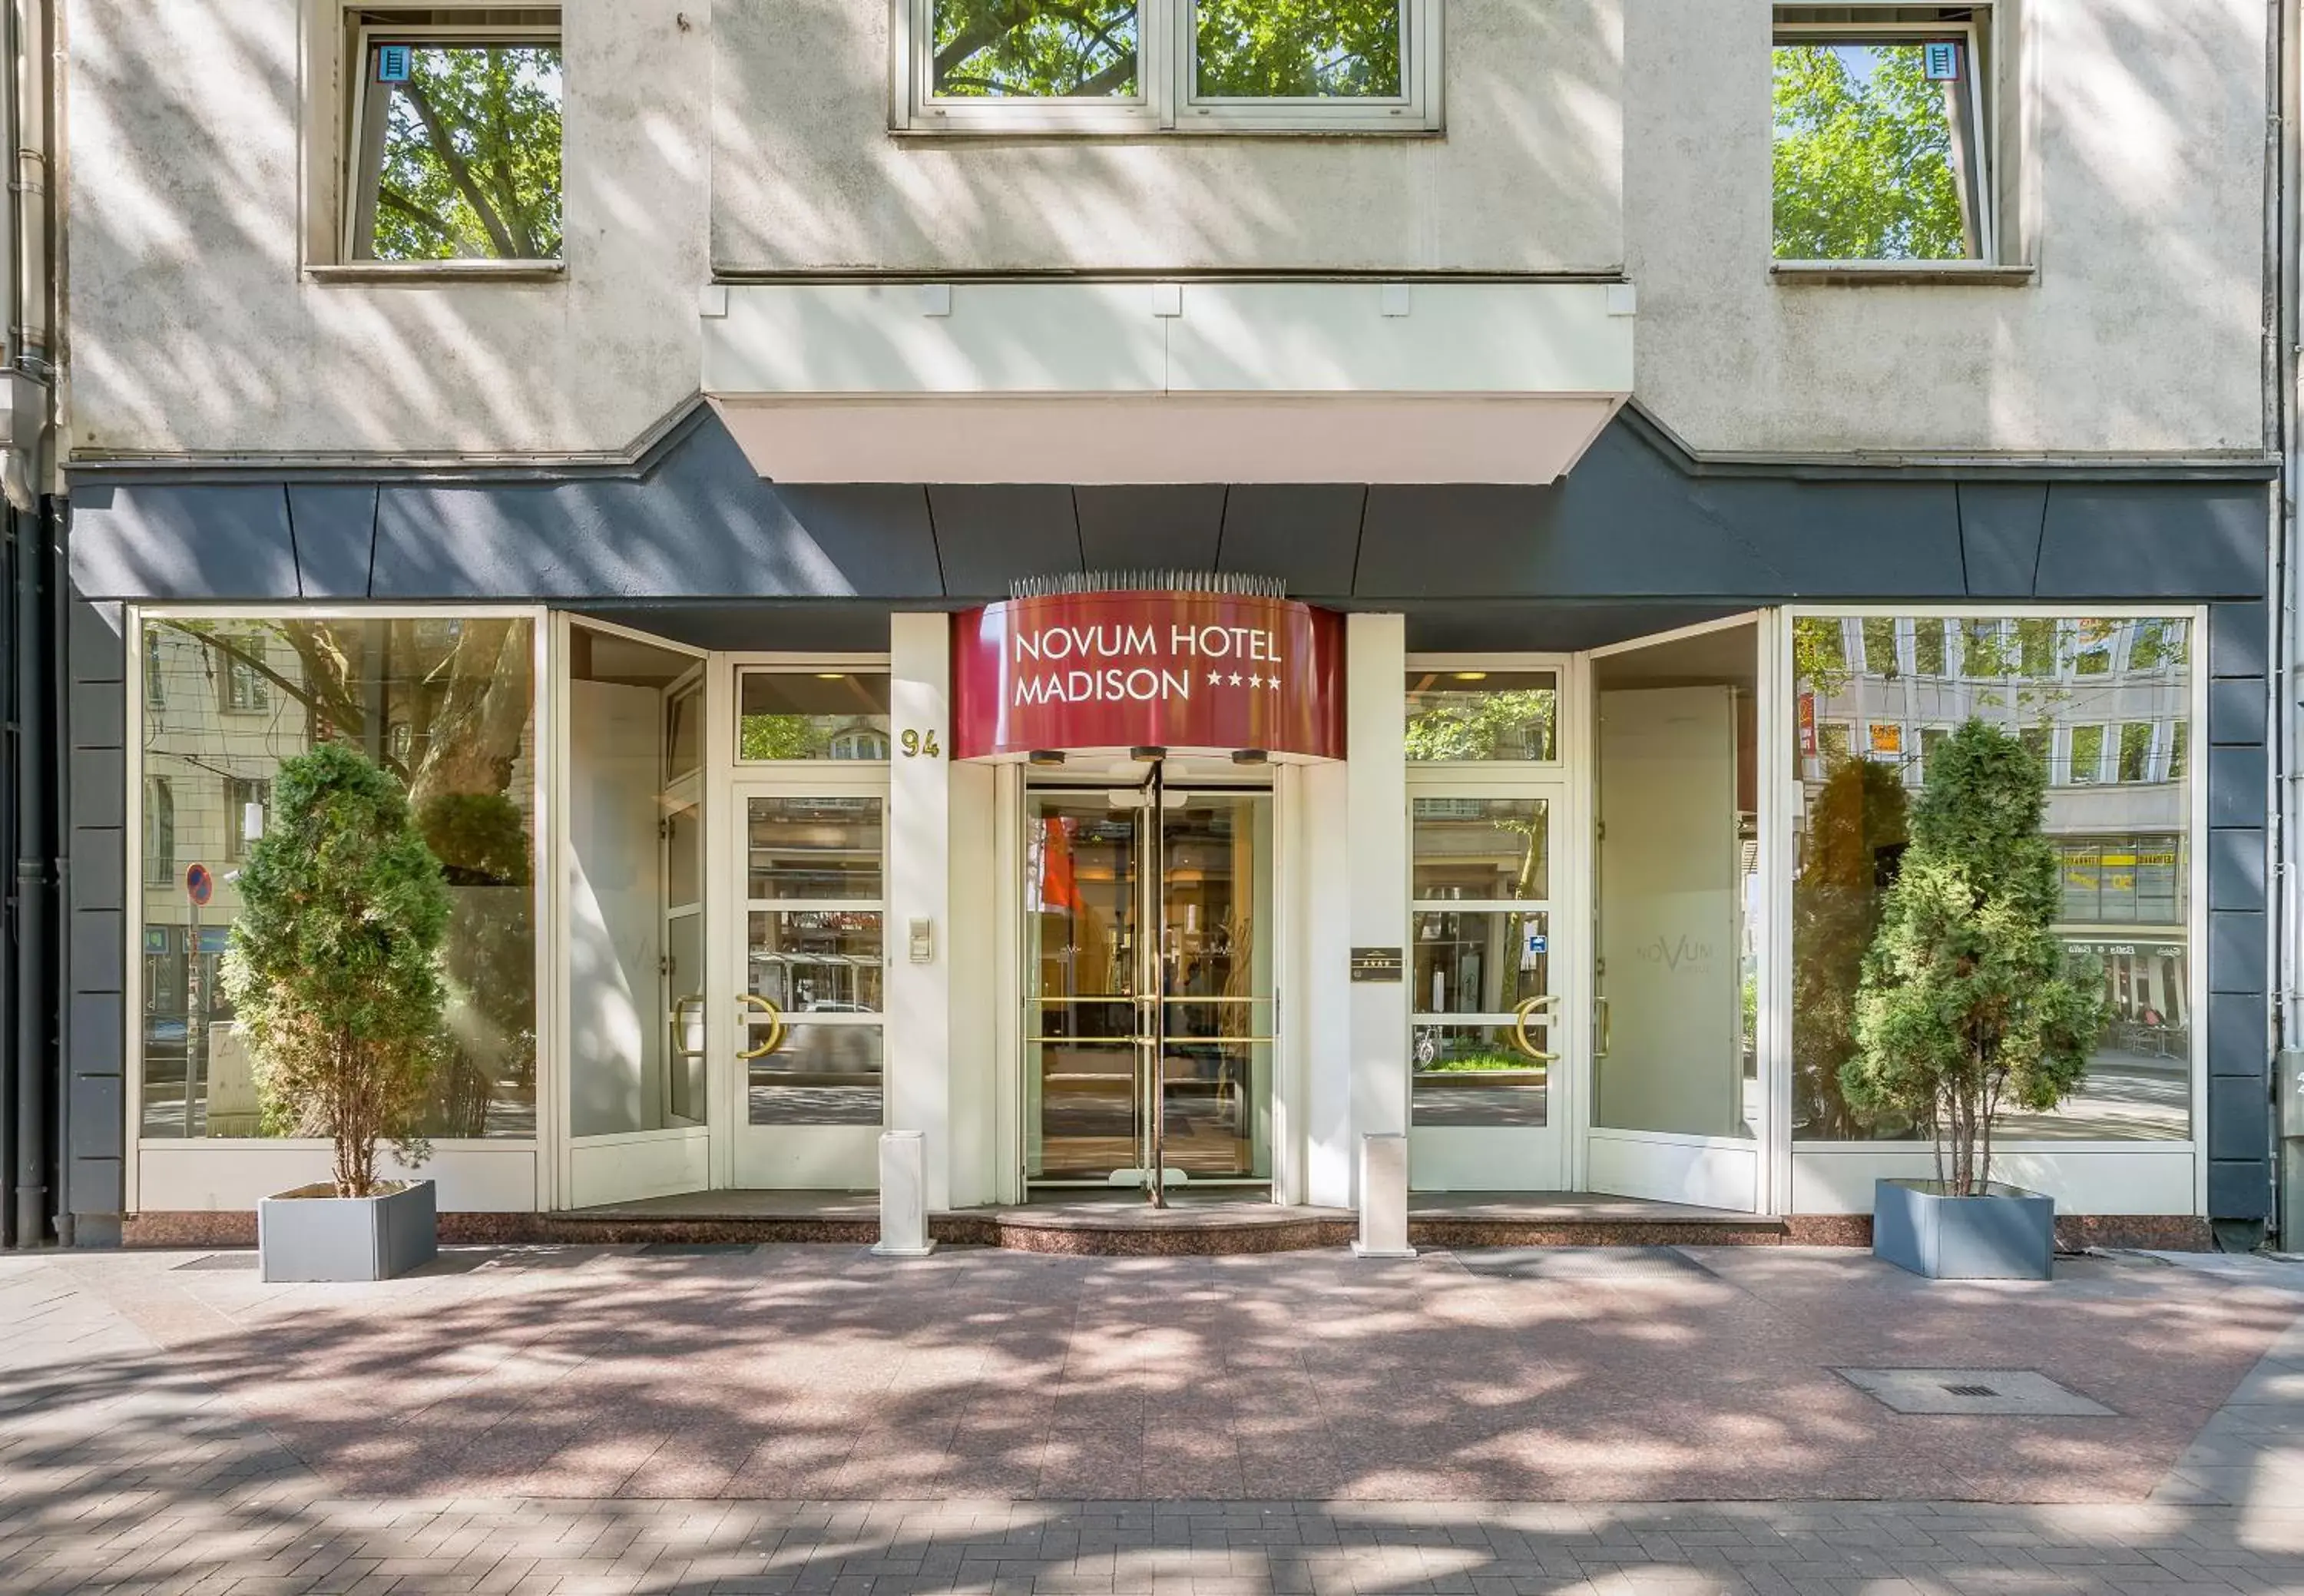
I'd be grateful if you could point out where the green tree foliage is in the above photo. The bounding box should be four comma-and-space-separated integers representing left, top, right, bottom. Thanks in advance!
1195, 0, 1402, 97
372, 45, 561, 260
932, 0, 1140, 96
220, 744, 451, 1198
929, 0, 1401, 98
1792, 616, 1850, 697
1792, 757, 1910, 1138
1846, 721, 2107, 1194
419, 792, 537, 1134
1773, 44, 1965, 261
1404, 690, 1555, 761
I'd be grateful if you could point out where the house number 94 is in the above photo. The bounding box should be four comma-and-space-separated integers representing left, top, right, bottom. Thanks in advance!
900, 729, 942, 758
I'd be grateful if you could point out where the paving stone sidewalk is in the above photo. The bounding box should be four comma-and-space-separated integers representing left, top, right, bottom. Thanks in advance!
3, 1245, 2302, 1594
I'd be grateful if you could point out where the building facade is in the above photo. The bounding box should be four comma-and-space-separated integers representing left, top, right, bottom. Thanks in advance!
10, 0, 2286, 1247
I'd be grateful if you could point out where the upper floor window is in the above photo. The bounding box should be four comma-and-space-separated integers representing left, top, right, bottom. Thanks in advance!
1772, 5, 1994, 263
343, 8, 563, 262
896, 0, 1438, 133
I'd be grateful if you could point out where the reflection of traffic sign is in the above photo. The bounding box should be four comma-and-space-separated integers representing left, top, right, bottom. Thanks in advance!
184, 863, 214, 906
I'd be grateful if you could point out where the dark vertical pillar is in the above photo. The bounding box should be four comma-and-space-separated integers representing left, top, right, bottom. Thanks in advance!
2206, 600, 2273, 1239
64, 591, 122, 1244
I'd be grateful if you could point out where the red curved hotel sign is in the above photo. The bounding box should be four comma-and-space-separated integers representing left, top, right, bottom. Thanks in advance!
951, 591, 1346, 760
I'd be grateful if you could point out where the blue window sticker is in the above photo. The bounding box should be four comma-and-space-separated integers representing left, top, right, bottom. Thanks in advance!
1923, 41, 1961, 81
1526, 932, 1548, 957
376, 42, 412, 82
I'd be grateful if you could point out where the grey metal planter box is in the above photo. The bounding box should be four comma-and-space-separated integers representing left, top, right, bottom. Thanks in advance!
1872, 1177, 2054, 1280
257, 1178, 437, 1282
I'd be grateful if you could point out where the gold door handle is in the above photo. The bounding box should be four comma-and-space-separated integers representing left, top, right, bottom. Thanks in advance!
1595, 995, 1611, 1058
1511, 995, 1558, 1064
669, 992, 705, 1050
737, 993, 785, 1060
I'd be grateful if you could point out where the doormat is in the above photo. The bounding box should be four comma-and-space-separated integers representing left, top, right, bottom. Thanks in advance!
1836, 1367, 2115, 1416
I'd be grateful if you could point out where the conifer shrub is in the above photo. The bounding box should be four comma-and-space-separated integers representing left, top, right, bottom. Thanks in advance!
220, 743, 452, 1197
1846, 720, 2107, 1194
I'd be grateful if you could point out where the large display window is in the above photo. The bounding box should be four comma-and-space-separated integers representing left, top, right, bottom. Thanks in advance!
1790, 611, 2198, 1145
134, 612, 542, 1143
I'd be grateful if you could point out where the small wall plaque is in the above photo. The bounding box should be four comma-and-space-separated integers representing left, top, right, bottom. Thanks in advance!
1350, 946, 1404, 982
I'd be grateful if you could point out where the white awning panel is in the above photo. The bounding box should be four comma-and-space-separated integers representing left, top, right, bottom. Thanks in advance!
702, 280, 1633, 485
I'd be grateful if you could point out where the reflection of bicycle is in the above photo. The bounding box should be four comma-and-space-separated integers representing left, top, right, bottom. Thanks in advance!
1413, 1028, 1438, 1067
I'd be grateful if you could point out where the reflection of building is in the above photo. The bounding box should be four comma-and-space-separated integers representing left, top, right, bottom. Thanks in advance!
139, 627, 313, 1137
1796, 615, 2192, 1142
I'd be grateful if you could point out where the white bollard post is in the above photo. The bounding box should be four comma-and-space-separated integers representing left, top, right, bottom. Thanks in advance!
872, 1131, 936, 1258
1352, 1132, 1415, 1259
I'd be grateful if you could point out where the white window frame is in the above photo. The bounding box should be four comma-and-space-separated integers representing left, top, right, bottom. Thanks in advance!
124, 604, 553, 1220
891, 0, 1442, 134
1402, 654, 1571, 773
1771, 6, 1998, 264
340, 13, 564, 263
733, 659, 895, 769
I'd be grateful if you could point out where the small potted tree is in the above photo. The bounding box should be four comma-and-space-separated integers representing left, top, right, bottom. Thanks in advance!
224, 743, 452, 1282
1846, 720, 2107, 1280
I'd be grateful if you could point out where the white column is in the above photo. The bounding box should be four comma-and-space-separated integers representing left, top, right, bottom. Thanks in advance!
887, 614, 952, 1210
1302, 759, 1354, 1208
947, 757, 997, 1209
1347, 614, 1410, 1214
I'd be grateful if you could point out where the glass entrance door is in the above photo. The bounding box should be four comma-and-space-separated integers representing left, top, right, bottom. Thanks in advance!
730, 783, 888, 1188
1025, 776, 1274, 1197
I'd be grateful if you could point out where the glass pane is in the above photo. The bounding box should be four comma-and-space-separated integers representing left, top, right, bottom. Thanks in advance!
140, 618, 537, 1139
1411, 1024, 1548, 1128
667, 802, 700, 909
667, 686, 701, 780
748, 910, 885, 1014
738, 671, 891, 760
1404, 670, 1558, 760
930, 0, 1140, 98
746, 796, 883, 900
1031, 1040, 1137, 1177
666, 914, 705, 1127
362, 42, 561, 261
1793, 614, 2193, 1143
2070, 724, 2104, 786
567, 624, 701, 1139
1412, 797, 1548, 902
1595, 627, 1759, 1140
748, 1023, 882, 1126
1772, 39, 1978, 261
1194, 0, 1405, 98
1913, 620, 1947, 677
1861, 618, 1898, 677
1160, 1039, 1266, 1174
1412, 911, 1548, 1016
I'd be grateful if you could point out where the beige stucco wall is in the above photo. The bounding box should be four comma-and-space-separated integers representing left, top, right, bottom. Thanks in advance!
710, 0, 1623, 275
60, 0, 2269, 462
64, 0, 707, 461
1627, 0, 2269, 455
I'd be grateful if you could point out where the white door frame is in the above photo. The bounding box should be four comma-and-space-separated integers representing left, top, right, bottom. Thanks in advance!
1401, 652, 1582, 1193
1583, 611, 1773, 1214
553, 612, 711, 1211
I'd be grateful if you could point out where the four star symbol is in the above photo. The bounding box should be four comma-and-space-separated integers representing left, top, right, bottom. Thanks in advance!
1203, 667, 1288, 690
